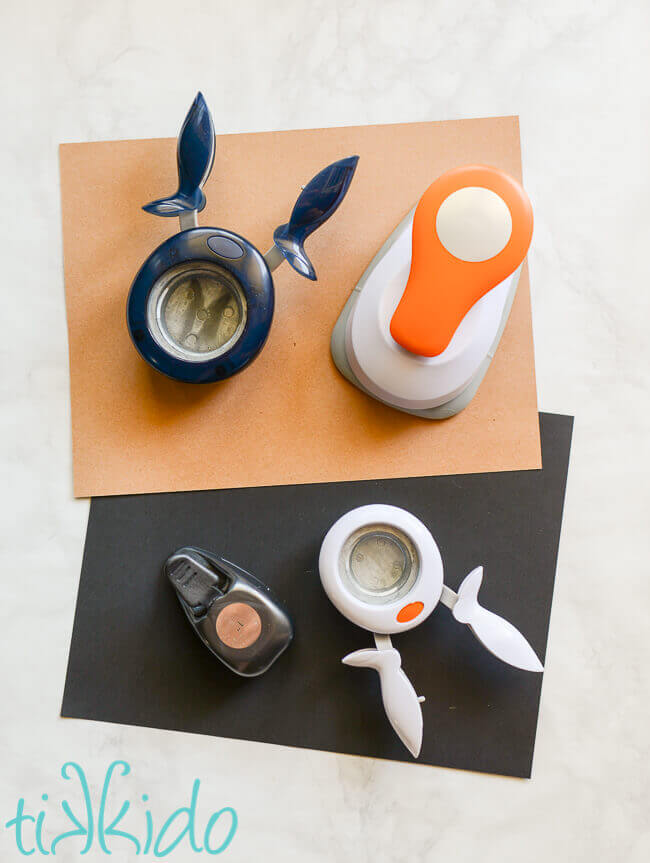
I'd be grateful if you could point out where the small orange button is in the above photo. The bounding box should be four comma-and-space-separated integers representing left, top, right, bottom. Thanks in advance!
396, 601, 424, 623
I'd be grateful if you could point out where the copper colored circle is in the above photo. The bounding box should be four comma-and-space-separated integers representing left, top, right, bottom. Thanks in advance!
215, 602, 262, 650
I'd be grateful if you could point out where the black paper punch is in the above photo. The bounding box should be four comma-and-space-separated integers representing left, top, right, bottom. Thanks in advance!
165, 546, 293, 677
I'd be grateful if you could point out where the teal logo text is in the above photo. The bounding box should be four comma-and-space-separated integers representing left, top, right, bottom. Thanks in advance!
5, 761, 238, 856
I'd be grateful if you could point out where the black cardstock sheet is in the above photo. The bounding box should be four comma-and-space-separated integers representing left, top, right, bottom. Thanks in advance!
62, 413, 572, 778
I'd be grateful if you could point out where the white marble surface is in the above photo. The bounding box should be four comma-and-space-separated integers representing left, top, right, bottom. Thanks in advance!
1, 0, 649, 860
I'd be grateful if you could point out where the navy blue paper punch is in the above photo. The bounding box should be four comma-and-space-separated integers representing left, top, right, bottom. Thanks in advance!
127, 93, 358, 383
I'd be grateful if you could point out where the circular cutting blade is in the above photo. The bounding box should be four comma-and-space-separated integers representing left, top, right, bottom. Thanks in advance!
340, 524, 419, 605
147, 261, 247, 362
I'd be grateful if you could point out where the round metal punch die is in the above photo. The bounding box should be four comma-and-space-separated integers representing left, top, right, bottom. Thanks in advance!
146, 261, 247, 363
339, 523, 420, 606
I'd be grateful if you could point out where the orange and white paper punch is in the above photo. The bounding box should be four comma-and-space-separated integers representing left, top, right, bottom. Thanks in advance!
331, 165, 533, 417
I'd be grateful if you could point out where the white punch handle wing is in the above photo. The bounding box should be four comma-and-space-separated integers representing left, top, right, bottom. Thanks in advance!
342, 638, 424, 758
442, 567, 544, 673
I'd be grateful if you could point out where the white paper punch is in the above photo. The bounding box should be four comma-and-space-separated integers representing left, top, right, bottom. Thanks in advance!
318, 504, 543, 757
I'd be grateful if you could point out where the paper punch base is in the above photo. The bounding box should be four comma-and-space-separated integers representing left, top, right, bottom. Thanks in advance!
331, 227, 522, 419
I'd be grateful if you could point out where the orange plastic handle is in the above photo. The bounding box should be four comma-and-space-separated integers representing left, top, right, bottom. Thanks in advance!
389, 166, 533, 357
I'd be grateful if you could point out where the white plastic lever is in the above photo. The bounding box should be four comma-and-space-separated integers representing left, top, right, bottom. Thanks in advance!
441, 567, 544, 673
342, 633, 424, 757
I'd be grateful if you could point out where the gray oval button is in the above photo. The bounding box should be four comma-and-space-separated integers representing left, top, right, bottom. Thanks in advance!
207, 235, 244, 259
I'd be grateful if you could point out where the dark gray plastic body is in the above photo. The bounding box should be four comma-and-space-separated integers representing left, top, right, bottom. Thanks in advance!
165, 546, 294, 677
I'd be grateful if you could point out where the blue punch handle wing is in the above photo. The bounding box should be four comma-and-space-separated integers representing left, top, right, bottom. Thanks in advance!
143, 92, 215, 217
273, 155, 359, 280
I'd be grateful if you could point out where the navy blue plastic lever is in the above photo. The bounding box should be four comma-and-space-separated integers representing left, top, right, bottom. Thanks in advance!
143, 92, 215, 217
273, 155, 359, 280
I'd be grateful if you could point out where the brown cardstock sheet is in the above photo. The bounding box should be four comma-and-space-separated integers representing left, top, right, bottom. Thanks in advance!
60, 116, 541, 498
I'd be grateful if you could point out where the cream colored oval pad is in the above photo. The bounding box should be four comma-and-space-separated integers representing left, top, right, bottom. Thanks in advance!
435, 187, 512, 262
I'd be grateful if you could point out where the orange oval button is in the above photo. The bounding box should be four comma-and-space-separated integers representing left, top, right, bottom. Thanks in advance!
396, 601, 424, 623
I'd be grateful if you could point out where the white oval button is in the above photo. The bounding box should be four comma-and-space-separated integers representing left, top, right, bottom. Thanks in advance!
435, 186, 512, 262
